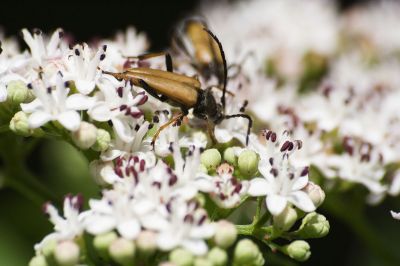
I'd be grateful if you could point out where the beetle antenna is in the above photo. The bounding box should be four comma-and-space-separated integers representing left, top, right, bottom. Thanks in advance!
203, 28, 228, 112
222, 113, 253, 146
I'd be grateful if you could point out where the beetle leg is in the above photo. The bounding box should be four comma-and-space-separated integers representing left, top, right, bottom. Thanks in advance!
219, 113, 253, 146
125, 52, 173, 72
138, 79, 168, 102
151, 112, 185, 147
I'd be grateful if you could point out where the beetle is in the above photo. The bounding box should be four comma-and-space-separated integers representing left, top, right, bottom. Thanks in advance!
102, 28, 252, 146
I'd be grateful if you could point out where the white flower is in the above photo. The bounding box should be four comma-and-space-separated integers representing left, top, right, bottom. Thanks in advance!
83, 189, 142, 240
89, 75, 148, 142
64, 43, 106, 94
196, 163, 249, 209
326, 137, 387, 195
34, 195, 85, 251
152, 110, 207, 157
391, 211, 400, 220
100, 121, 155, 167
99, 27, 149, 71
248, 158, 315, 216
20, 73, 83, 131
169, 144, 204, 200
249, 129, 303, 162
156, 199, 214, 255
21, 28, 66, 67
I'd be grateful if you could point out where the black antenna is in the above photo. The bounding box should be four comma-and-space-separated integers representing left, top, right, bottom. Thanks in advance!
203, 28, 228, 111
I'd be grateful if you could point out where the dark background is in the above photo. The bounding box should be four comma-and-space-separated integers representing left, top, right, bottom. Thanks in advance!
0, 0, 367, 50
2, 0, 397, 266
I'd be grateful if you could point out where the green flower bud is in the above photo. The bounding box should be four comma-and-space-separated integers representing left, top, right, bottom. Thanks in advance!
214, 220, 237, 248
109, 238, 136, 266
6, 80, 31, 104
54, 240, 80, 266
92, 129, 111, 152
71, 122, 97, 149
201, 149, 221, 171
136, 230, 157, 256
169, 248, 194, 266
194, 258, 213, 266
41, 239, 57, 258
295, 212, 330, 239
282, 240, 311, 262
302, 182, 325, 207
207, 247, 227, 266
10, 111, 31, 137
29, 255, 48, 266
198, 164, 208, 174
273, 205, 298, 231
223, 147, 237, 165
238, 149, 259, 178
93, 231, 118, 259
233, 239, 264, 266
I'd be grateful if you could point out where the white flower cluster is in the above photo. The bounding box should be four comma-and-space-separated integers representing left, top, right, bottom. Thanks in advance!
5, 0, 400, 264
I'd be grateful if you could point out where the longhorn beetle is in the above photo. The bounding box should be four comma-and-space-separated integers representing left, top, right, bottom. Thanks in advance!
102, 28, 252, 146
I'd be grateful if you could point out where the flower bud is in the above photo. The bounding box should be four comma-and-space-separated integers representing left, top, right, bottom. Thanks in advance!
41, 239, 57, 258
169, 248, 194, 266
214, 220, 237, 248
238, 149, 259, 178
54, 240, 80, 266
273, 205, 298, 231
136, 230, 157, 256
92, 128, 111, 152
93, 231, 118, 259
198, 164, 208, 174
109, 238, 136, 266
233, 239, 264, 266
10, 111, 31, 136
201, 149, 221, 171
71, 121, 97, 149
282, 240, 311, 262
223, 147, 237, 165
194, 258, 213, 266
302, 182, 325, 207
295, 212, 330, 239
207, 247, 227, 266
29, 255, 48, 266
7, 80, 31, 104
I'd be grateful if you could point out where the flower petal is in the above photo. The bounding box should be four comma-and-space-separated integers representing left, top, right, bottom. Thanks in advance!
89, 102, 112, 121
85, 215, 116, 235
66, 94, 96, 110
288, 191, 315, 213
292, 175, 309, 190
248, 177, 270, 196
28, 111, 52, 128
266, 194, 287, 216
75, 79, 96, 95
182, 239, 208, 256
117, 219, 140, 240
57, 110, 81, 131
112, 118, 134, 143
